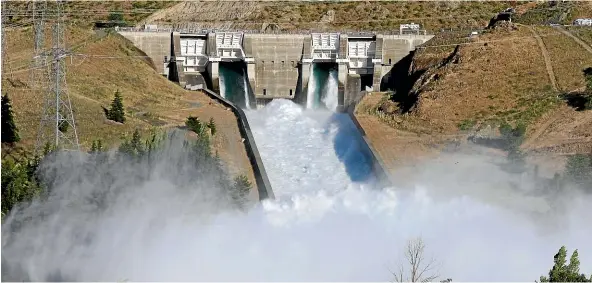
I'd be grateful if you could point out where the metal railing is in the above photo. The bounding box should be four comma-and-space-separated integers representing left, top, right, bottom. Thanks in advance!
113, 26, 432, 36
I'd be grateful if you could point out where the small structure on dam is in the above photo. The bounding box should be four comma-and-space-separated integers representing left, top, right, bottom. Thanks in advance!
118, 25, 434, 109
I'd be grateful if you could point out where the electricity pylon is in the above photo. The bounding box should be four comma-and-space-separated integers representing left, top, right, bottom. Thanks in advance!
35, 0, 79, 152
29, 0, 48, 89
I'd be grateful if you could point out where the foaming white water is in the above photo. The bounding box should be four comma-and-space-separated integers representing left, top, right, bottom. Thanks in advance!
243, 72, 252, 109
3, 101, 592, 281
306, 64, 317, 109
219, 72, 227, 100
321, 68, 339, 111
244, 99, 376, 198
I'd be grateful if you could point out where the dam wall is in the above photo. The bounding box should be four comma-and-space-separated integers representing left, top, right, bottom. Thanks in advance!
243, 34, 307, 104
117, 28, 433, 109
118, 31, 171, 74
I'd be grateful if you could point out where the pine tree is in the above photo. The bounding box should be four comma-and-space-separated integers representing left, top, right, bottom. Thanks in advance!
1, 94, 20, 144
231, 174, 252, 205
207, 117, 217, 136
130, 129, 144, 156
107, 90, 125, 123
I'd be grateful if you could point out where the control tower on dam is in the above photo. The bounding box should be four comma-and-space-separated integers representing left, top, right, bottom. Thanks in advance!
118, 27, 434, 109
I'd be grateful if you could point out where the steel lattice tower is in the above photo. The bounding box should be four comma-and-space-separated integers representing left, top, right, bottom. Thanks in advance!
35, 0, 79, 151
29, 0, 48, 89
1, 2, 13, 79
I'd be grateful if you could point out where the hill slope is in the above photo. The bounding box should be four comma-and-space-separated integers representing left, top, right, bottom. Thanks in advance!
356, 21, 592, 175
2, 26, 257, 194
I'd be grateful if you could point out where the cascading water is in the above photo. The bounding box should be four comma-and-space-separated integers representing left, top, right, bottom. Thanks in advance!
321, 67, 339, 111
306, 63, 338, 110
219, 62, 252, 109
243, 72, 252, 110
306, 64, 318, 109
2, 59, 591, 281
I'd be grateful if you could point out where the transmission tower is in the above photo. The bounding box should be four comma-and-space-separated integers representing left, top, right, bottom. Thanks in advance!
35, 0, 79, 151
1, 1, 13, 79
29, 0, 48, 89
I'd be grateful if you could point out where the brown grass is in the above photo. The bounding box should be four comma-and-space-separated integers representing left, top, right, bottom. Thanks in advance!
411, 25, 554, 133
149, 1, 511, 32
2, 25, 256, 189
536, 26, 592, 92
566, 26, 592, 50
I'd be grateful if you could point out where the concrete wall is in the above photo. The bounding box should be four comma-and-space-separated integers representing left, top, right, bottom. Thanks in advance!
119, 32, 170, 74
379, 35, 434, 79
243, 34, 306, 99
343, 74, 361, 109
200, 88, 275, 201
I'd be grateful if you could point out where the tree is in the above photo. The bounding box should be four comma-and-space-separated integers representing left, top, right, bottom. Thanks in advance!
391, 237, 440, 283
185, 116, 205, 136
231, 174, 252, 205
90, 139, 104, 153
106, 90, 125, 123
584, 67, 592, 93
564, 154, 592, 189
207, 117, 217, 136
1, 159, 42, 216
1, 94, 20, 144
539, 246, 591, 282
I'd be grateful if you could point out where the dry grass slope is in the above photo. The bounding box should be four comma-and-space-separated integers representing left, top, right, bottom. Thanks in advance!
147, 1, 512, 32
2, 26, 257, 193
360, 22, 592, 164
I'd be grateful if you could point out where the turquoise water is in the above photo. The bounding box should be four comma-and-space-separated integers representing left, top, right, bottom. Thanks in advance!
307, 63, 338, 110
219, 62, 252, 109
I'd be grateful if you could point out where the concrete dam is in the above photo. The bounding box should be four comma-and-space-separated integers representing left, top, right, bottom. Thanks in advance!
119, 28, 434, 197
119, 30, 434, 110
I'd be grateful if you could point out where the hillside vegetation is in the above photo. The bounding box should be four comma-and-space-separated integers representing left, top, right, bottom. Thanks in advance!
362, 21, 592, 158
1, 26, 256, 190
144, 1, 512, 32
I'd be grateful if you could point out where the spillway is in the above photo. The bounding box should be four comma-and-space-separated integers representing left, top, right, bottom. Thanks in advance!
245, 100, 376, 198
306, 63, 338, 111
219, 62, 253, 109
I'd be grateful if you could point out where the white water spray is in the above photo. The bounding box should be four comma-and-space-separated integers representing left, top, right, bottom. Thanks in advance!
2, 100, 592, 281
243, 72, 252, 110
218, 73, 227, 100
306, 64, 317, 109
321, 68, 339, 111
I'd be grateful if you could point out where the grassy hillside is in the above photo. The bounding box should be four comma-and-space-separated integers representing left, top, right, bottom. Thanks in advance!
1, 26, 257, 190
3, 1, 176, 27
145, 1, 513, 32
363, 22, 592, 155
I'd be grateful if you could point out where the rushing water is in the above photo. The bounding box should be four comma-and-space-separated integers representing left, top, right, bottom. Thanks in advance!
219, 62, 252, 109
2, 68, 591, 281
306, 63, 338, 110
